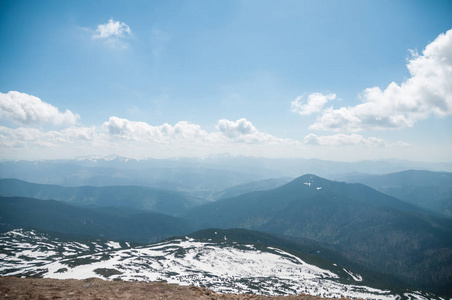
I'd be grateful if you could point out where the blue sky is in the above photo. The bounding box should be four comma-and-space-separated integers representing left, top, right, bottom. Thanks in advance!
0, 0, 451, 161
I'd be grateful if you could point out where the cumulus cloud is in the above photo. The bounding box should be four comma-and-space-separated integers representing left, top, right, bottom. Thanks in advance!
0, 91, 79, 126
303, 133, 387, 147
291, 93, 336, 115
217, 118, 256, 138
104, 117, 163, 139
92, 19, 132, 40
217, 118, 300, 145
308, 29, 452, 132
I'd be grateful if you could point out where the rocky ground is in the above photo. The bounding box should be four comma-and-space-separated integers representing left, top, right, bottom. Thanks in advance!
0, 277, 352, 300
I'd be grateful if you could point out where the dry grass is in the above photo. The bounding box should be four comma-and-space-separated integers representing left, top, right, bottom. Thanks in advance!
0, 277, 354, 300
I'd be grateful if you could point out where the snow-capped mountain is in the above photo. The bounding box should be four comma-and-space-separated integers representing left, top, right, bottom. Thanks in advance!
0, 229, 437, 299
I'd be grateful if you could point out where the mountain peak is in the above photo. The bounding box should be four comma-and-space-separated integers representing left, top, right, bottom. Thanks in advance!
283, 174, 335, 191
296, 174, 324, 181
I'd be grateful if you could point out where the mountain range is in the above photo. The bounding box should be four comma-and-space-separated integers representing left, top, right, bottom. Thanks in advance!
339, 170, 452, 218
0, 178, 204, 216
0, 160, 265, 193
1, 156, 451, 190
0, 196, 193, 243
0, 161, 451, 298
184, 174, 452, 294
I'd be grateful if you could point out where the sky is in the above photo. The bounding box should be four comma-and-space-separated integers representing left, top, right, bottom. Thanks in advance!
0, 0, 451, 162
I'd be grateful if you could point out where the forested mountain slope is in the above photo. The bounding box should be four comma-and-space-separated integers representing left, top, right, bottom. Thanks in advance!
0, 178, 204, 216
340, 170, 452, 217
185, 175, 452, 295
0, 196, 194, 243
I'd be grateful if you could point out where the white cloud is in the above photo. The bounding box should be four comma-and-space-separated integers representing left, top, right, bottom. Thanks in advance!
217, 118, 300, 145
308, 29, 452, 132
171, 121, 212, 140
291, 93, 336, 115
217, 118, 256, 138
0, 116, 302, 160
102, 117, 299, 146
103, 117, 213, 143
0, 91, 79, 126
303, 133, 387, 147
92, 19, 132, 40
0, 126, 98, 148
104, 117, 164, 139
92, 19, 132, 48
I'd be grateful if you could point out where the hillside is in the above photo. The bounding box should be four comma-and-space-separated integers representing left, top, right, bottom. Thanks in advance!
340, 170, 452, 217
212, 177, 293, 201
0, 196, 194, 243
0, 178, 204, 216
0, 228, 435, 299
184, 175, 452, 295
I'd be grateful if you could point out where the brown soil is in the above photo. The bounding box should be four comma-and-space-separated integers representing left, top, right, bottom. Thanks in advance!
0, 277, 353, 300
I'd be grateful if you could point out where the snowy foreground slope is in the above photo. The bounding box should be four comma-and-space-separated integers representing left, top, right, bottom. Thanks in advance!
0, 229, 439, 300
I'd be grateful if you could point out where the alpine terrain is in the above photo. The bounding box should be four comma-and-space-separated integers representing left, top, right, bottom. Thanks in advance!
0, 228, 439, 299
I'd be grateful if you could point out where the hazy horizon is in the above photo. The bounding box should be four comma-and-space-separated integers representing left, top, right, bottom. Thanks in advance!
2, 153, 452, 165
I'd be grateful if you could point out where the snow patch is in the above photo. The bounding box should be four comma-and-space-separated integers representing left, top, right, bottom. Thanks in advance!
0, 230, 436, 300
343, 268, 363, 282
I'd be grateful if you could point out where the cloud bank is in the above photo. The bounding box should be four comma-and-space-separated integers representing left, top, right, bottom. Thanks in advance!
0, 91, 304, 160
298, 29, 452, 132
103, 117, 213, 143
303, 133, 394, 148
